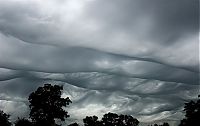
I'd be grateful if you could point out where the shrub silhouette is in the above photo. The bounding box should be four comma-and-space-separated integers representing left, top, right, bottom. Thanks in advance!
179, 95, 200, 126
28, 84, 72, 126
0, 110, 11, 126
15, 118, 33, 126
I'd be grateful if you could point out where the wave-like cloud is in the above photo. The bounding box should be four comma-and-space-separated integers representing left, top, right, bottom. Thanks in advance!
0, 0, 199, 125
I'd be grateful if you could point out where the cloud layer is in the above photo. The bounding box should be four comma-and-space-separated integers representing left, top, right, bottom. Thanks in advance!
0, 0, 199, 125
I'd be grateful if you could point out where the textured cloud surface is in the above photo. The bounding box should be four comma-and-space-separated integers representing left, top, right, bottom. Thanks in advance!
0, 0, 199, 126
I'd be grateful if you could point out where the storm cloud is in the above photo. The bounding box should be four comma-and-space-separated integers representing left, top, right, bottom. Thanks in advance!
0, 0, 199, 126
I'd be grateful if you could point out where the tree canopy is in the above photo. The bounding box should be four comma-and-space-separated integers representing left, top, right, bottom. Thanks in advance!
15, 118, 33, 126
179, 95, 200, 126
83, 115, 101, 126
148, 122, 169, 126
0, 110, 11, 126
28, 84, 72, 126
83, 112, 139, 126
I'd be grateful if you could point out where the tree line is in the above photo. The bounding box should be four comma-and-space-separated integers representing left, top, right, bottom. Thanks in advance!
0, 84, 199, 126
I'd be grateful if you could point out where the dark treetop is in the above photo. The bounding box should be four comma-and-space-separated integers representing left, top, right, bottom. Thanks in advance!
0, 110, 11, 126
28, 84, 72, 126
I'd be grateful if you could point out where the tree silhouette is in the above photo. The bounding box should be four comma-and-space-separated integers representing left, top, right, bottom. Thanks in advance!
15, 118, 33, 126
101, 112, 118, 126
83, 116, 101, 126
68, 122, 79, 126
179, 95, 200, 126
0, 110, 11, 126
28, 84, 72, 126
83, 112, 139, 126
149, 122, 170, 126
162, 122, 169, 126
119, 114, 139, 126
101, 112, 139, 126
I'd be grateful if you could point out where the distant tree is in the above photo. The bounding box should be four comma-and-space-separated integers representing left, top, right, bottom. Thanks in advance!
118, 114, 139, 126
101, 112, 139, 126
83, 112, 139, 126
151, 122, 170, 126
68, 122, 79, 126
28, 84, 72, 126
151, 124, 170, 126
179, 95, 200, 126
162, 122, 170, 126
83, 116, 101, 126
101, 112, 119, 126
15, 118, 33, 126
0, 110, 11, 126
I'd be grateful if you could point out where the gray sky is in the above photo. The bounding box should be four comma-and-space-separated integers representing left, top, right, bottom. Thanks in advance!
0, 0, 199, 125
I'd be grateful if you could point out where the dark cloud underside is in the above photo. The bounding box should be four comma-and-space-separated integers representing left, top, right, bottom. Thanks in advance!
0, 0, 199, 126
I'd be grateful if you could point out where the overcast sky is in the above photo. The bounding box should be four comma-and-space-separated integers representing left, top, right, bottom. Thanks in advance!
0, 0, 199, 126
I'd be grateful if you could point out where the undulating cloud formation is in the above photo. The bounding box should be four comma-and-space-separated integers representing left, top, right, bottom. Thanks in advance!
0, 0, 199, 126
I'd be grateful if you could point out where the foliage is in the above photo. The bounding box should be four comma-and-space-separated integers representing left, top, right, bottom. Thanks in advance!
102, 112, 139, 126
83, 116, 101, 126
15, 118, 33, 126
148, 122, 169, 126
83, 112, 139, 126
0, 110, 11, 126
28, 84, 72, 126
179, 95, 200, 126
162, 122, 170, 126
